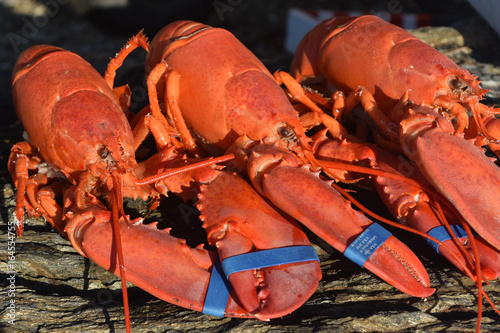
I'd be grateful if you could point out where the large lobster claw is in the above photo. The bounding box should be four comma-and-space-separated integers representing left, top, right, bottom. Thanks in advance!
313, 135, 500, 280
247, 144, 435, 298
62, 186, 253, 318
134, 149, 322, 319
400, 104, 500, 253
196, 171, 322, 319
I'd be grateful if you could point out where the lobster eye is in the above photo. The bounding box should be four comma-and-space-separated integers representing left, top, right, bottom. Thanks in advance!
277, 122, 295, 139
98, 146, 109, 159
448, 76, 467, 90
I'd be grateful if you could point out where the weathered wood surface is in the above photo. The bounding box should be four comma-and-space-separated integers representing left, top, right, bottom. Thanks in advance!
1, 197, 499, 332
1, 1, 500, 332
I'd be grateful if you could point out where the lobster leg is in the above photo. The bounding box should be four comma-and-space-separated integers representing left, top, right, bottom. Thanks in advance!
36, 182, 68, 235
8, 141, 59, 236
61, 187, 253, 318
130, 105, 180, 152
484, 115, 500, 157
469, 113, 500, 158
146, 62, 198, 156
246, 144, 434, 298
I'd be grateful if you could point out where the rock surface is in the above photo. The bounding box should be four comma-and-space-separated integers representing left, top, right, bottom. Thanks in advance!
1, 1, 500, 332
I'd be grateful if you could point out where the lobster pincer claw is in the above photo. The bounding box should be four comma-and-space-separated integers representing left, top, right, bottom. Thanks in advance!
197, 171, 322, 319
369, 144, 500, 281
423, 218, 500, 280
62, 186, 254, 318
313, 135, 500, 281
247, 144, 435, 298
400, 105, 500, 253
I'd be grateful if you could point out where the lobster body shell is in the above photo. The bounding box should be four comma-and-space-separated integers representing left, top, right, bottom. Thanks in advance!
12, 45, 136, 183
291, 15, 486, 113
291, 15, 500, 252
146, 21, 308, 152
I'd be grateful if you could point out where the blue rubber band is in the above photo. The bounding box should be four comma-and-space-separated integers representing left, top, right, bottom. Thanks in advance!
202, 255, 232, 317
344, 223, 392, 267
221, 246, 319, 279
426, 225, 471, 254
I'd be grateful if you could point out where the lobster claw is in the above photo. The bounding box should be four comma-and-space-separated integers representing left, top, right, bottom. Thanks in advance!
400, 105, 500, 253
372, 148, 500, 281
197, 171, 322, 319
247, 144, 435, 298
313, 136, 500, 280
62, 186, 253, 318
133, 149, 322, 319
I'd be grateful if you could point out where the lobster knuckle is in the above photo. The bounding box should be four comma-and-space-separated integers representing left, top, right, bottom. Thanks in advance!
192, 166, 217, 183
393, 194, 417, 218
204, 221, 229, 243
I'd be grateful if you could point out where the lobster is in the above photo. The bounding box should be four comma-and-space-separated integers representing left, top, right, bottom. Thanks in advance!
7, 36, 255, 332
289, 13, 500, 254
288, 15, 500, 331
140, 21, 437, 316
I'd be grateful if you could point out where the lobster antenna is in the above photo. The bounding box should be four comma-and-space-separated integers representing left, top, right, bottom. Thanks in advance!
134, 154, 234, 186
111, 174, 131, 333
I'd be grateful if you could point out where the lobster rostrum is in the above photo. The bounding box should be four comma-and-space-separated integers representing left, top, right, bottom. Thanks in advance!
8, 36, 241, 331
290, 15, 500, 256
142, 20, 436, 314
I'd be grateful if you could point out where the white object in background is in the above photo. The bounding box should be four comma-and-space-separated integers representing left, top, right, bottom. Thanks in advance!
284, 8, 431, 54
467, 0, 500, 37
70, 0, 128, 14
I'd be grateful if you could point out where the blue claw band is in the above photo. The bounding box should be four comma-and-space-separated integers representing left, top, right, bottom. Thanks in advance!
221, 245, 319, 279
344, 223, 392, 267
202, 254, 232, 317
426, 225, 472, 254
